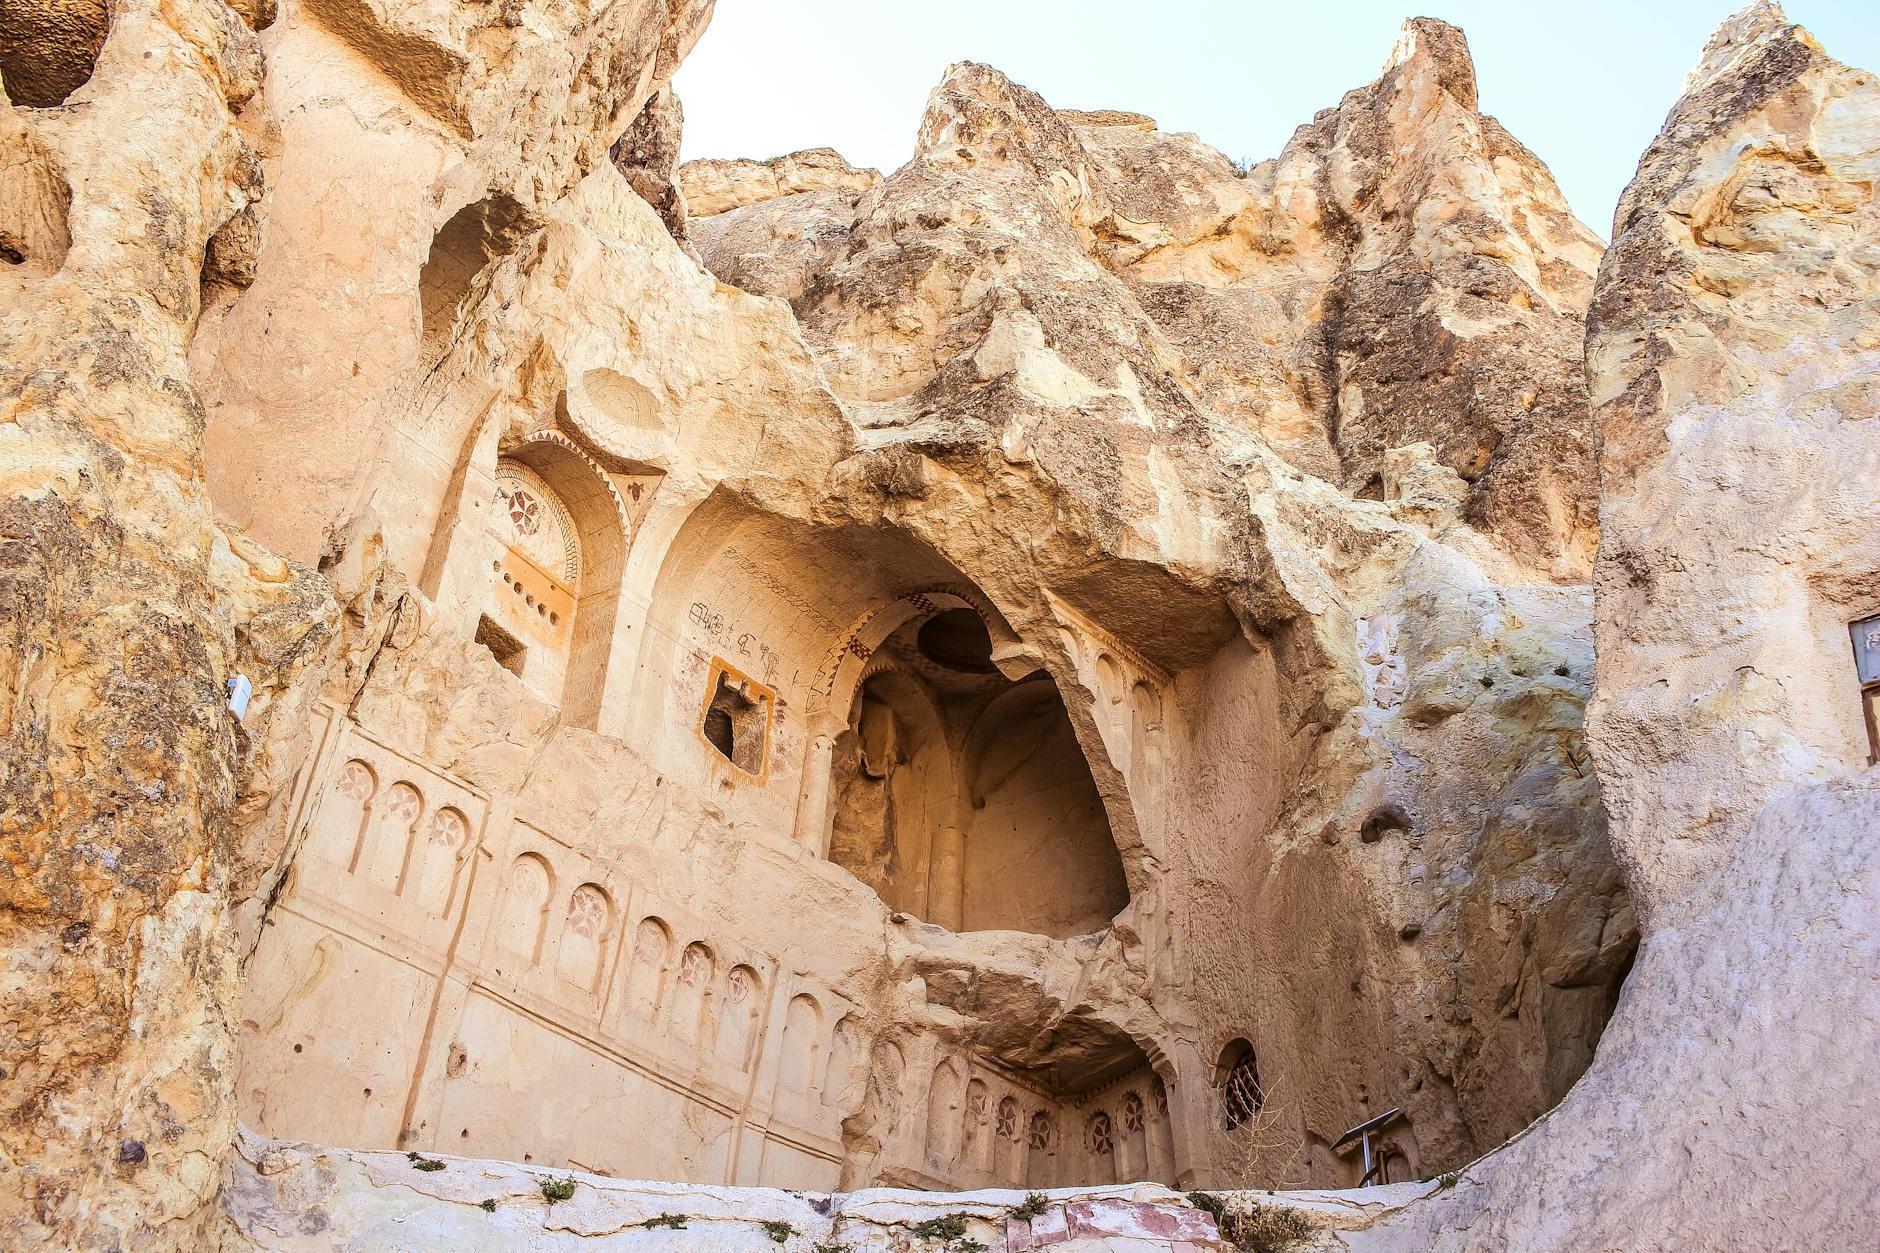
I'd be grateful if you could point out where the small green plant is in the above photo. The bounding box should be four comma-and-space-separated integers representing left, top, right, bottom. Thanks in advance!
1436, 1170, 1459, 1190
947, 1241, 987, 1253
763, 1219, 796, 1243
812, 1244, 847, 1253
539, 1176, 577, 1204
1229, 1204, 1315, 1253
1185, 1193, 1314, 1253
479, 1198, 496, 1213
910, 1214, 969, 1240
405, 1151, 445, 1172
641, 1213, 688, 1230
1010, 1192, 1049, 1220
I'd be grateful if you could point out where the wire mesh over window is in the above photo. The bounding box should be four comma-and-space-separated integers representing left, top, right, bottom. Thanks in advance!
1222, 1048, 1264, 1130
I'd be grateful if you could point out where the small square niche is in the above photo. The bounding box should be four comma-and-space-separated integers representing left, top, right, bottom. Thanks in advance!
476, 614, 527, 678
699, 659, 774, 778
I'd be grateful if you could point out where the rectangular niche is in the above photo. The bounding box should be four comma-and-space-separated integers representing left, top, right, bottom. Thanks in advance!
1850, 614, 1880, 764
476, 614, 527, 677
698, 658, 775, 780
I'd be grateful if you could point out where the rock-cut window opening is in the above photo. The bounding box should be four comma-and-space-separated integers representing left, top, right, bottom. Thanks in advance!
825, 604, 1129, 939
1848, 613, 1880, 764
1218, 1039, 1264, 1130
701, 664, 771, 776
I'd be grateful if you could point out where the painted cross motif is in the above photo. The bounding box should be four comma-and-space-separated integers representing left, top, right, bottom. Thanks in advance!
1121, 1090, 1145, 1135
382, 783, 421, 824
566, 887, 607, 939
1154, 1082, 1169, 1118
1088, 1111, 1114, 1155
1028, 1110, 1055, 1152
727, 966, 752, 1003
428, 808, 467, 847
995, 1097, 1019, 1141
678, 945, 711, 987
336, 760, 375, 801
498, 486, 541, 535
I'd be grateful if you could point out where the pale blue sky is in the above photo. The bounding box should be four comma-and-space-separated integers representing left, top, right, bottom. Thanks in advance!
673, 1, 1879, 238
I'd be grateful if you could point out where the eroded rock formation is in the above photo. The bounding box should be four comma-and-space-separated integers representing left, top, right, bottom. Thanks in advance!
2, 0, 1874, 1249
1351, 6, 1880, 1246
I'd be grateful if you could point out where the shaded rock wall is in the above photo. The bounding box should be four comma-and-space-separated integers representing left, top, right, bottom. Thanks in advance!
1350, 4, 1880, 1246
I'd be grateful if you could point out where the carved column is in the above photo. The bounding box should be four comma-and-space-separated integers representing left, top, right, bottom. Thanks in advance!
927, 823, 965, 930
793, 732, 836, 855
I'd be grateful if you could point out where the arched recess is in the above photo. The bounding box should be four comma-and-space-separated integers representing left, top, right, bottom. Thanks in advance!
813, 598, 1128, 939
626, 489, 1130, 936
1214, 1038, 1265, 1130
959, 677, 1130, 937
449, 432, 627, 725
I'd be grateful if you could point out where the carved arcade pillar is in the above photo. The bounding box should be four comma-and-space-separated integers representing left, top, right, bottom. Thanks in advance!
927, 824, 964, 931
793, 732, 837, 855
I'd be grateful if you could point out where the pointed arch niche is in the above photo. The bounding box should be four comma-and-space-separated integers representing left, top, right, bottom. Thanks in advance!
432, 430, 630, 724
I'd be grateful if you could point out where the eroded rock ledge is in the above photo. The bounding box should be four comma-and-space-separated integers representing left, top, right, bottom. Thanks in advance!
225, 1131, 1431, 1250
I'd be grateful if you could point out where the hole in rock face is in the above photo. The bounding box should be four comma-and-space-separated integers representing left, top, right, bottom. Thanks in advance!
1217, 1039, 1265, 1130
1360, 803, 1412, 843
703, 699, 734, 757
700, 664, 770, 775
0, 0, 107, 107
828, 608, 1128, 939
475, 614, 526, 677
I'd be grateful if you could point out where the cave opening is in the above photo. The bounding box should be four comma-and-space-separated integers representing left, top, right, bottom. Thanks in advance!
825, 604, 1128, 939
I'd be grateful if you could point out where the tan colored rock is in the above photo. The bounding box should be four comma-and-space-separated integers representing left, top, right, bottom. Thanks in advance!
691, 33, 1628, 1182
1348, 4, 1880, 1246
0, 0, 269, 1244
14, 0, 1876, 1244
213, 11, 1622, 1208
679, 146, 880, 217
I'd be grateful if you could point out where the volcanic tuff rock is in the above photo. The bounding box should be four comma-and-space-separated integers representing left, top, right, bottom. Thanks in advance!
0, 0, 709, 1243
679, 146, 882, 217
1351, 4, 1880, 1246
3, 0, 1875, 1249
690, 22, 1629, 1174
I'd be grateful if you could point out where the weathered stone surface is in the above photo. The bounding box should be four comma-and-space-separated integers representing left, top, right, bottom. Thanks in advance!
679, 146, 880, 217
0, 0, 267, 1244
6, 0, 1875, 1246
1347, 4, 1880, 1246
224, 1131, 1432, 1249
